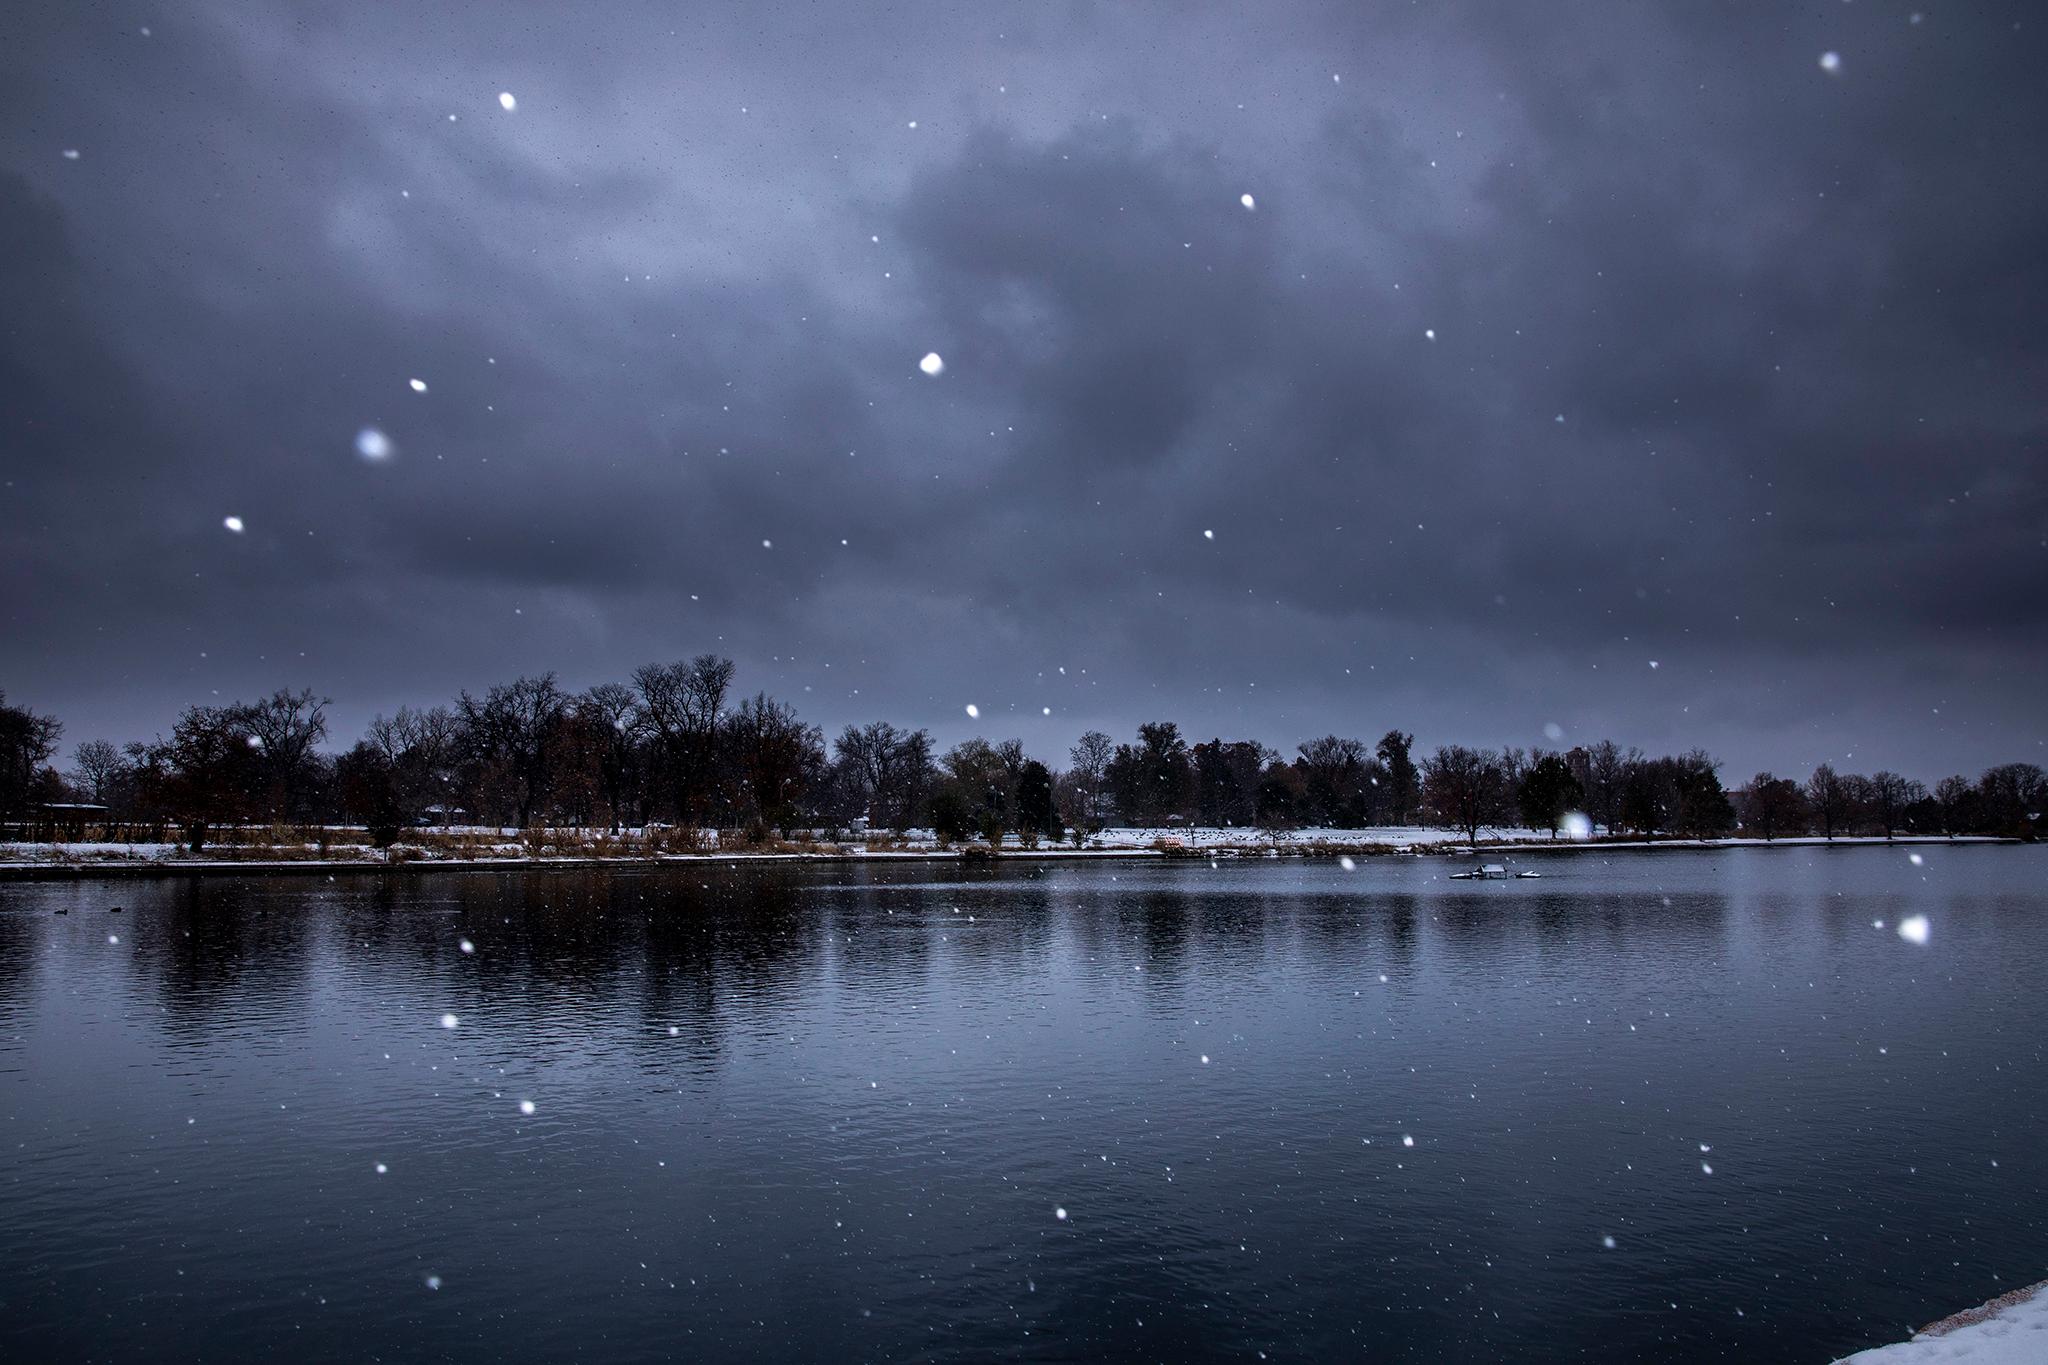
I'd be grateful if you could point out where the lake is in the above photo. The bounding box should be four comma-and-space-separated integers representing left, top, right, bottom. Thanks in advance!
2, 847, 2043, 1362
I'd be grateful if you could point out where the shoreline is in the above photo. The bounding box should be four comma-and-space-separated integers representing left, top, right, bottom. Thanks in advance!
0, 846, 1165, 882
1834, 1277, 2048, 1361
0, 833, 2021, 883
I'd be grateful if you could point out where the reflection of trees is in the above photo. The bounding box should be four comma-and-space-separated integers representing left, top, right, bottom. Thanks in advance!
429, 866, 828, 1072
637, 867, 818, 1060
826, 864, 941, 989
56, 861, 1737, 1081
86, 867, 844, 1070
0, 908, 40, 1024
1191, 880, 1278, 965
1381, 896, 1421, 977
143, 879, 319, 1047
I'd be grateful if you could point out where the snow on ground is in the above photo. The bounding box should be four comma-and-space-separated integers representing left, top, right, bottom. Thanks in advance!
1081, 825, 1550, 849
0, 828, 2008, 872
0, 842, 184, 862
1835, 1280, 2048, 1363
1073, 828, 1991, 851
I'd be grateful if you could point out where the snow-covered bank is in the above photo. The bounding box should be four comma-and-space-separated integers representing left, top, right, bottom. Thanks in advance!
0, 842, 1157, 880
1080, 827, 2010, 854
0, 827, 2019, 879
1835, 1279, 2048, 1362
1083, 824, 1546, 849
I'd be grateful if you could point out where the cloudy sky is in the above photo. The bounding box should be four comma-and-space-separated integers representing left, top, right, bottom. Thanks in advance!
2, 1, 2042, 780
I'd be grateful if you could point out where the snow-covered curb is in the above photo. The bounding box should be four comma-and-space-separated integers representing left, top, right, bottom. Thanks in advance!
1835, 1279, 2048, 1362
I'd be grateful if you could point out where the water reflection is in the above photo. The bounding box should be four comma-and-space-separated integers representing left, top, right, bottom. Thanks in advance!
0, 848, 2043, 1364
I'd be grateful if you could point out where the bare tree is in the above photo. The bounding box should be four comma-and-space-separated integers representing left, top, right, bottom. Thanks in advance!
833, 721, 895, 824
1573, 740, 1633, 836
725, 693, 825, 836
1193, 738, 1267, 827
633, 655, 734, 826
1421, 745, 1508, 847
1838, 773, 1877, 837
1740, 772, 1806, 841
942, 737, 1028, 842
1977, 763, 2046, 837
244, 688, 330, 820
366, 705, 461, 821
147, 704, 261, 849
458, 674, 569, 827
0, 692, 64, 818
580, 683, 643, 831
1106, 722, 1194, 826
1295, 735, 1373, 826
833, 720, 932, 831
1933, 775, 1974, 836
1866, 771, 1925, 840
1805, 763, 1848, 840
1067, 730, 1115, 831
69, 739, 126, 806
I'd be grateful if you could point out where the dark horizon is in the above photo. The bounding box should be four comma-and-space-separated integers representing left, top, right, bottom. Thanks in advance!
5, 2, 2045, 779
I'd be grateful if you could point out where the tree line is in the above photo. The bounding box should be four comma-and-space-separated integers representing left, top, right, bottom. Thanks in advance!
1, 677, 2041, 848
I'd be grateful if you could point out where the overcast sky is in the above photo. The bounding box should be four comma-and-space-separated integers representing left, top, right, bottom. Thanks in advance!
2, 1, 2043, 781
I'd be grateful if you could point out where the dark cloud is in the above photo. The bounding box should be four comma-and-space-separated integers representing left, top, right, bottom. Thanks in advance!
2, 0, 2042, 779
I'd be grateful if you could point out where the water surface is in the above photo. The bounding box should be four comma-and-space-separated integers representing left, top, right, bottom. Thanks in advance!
2, 847, 2044, 1362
